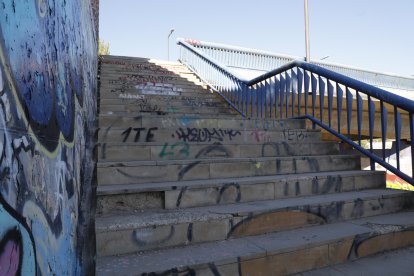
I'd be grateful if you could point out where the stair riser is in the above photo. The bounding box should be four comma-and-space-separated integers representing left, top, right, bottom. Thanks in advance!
98, 128, 321, 144
99, 87, 211, 97
101, 81, 208, 92
96, 193, 413, 256
99, 70, 198, 81
99, 95, 224, 105
99, 105, 234, 115
96, 172, 384, 215
99, 116, 305, 131
100, 76, 205, 87
98, 142, 339, 162
97, 156, 361, 185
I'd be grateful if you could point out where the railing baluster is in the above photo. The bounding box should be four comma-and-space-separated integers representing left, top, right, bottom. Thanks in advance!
304, 71, 310, 116
337, 83, 343, 134
291, 69, 297, 117
394, 107, 402, 170
297, 68, 303, 116
327, 80, 334, 127
275, 76, 280, 119
356, 91, 363, 146
380, 100, 388, 161
410, 113, 414, 177
311, 73, 317, 119
286, 71, 291, 118
368, 96, 375, 170
319, 76, 325, 123
280, 73, 286, 118
265, 80, 270, 118
346, 87, 353, 138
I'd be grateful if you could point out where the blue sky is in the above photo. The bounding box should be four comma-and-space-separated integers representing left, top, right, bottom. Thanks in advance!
100, 0, 414, 77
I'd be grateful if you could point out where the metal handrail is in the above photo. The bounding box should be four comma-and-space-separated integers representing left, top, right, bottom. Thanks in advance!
182, 38, 414, 91
177, 38, 414, 185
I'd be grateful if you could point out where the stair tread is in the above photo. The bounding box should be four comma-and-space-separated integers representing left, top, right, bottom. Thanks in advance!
95, 189, 409, 230
97, 170, 384, 195
299, 245, 414, 276
95, 211, 414, 275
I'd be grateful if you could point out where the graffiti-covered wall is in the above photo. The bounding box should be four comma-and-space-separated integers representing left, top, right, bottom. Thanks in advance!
0, 0, 97, 274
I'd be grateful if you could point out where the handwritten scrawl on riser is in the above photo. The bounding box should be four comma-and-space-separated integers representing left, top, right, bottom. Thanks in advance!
174, 128, 242, 142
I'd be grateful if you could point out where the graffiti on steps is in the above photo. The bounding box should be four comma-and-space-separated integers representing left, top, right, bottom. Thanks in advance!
121, 127, 158, 143
250, 129, 271, 143
101, 59, 184, 74
159, 142, 190, 160
135, 82, 181, 96
118, 93, 145, 100
283, 129, 310, 141
173, 128, 241, 143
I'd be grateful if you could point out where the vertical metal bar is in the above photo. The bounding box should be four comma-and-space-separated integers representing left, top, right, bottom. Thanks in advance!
337, 83, 343, 134
269, 77, 274, 118
319, 76, 325, 123
291, 69, 297, 117
265, 80, 269, 118
368, 96, 375, 170
304, 0, 311, 62
380, 100, 388, 161
275, 76, 280, 119
286, 72, 291, 118
356, 91, 363, 146
394, 107, 402, 170
304, 71, 310, 115
280, 73, 286, 118
327, 80, 333, 128
410, 113, 414, 177
311, 73, 317, 118
346, 87, 353, 138
297, 68, 303, 116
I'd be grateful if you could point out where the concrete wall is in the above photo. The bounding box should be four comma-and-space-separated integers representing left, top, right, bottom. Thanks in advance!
0, 0, 97, 274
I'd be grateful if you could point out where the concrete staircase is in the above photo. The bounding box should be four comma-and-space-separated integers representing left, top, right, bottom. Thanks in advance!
96, 55, 414, 275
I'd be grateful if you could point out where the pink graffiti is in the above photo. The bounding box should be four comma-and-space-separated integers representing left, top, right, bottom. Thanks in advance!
0, 238, 21, 276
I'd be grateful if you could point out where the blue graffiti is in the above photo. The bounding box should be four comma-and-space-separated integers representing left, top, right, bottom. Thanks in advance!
0, 0, 89, 151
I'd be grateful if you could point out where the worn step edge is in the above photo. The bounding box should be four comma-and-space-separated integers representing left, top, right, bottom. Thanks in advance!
95, 211, 414, 275
95, 189, 410, 231
97, 170, 383, 196
96, 170, 385, 213
298, 245, 414, 275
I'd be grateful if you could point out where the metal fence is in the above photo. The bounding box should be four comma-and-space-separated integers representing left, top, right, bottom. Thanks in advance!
182, 39, 414, 92
177, 38, 414, 185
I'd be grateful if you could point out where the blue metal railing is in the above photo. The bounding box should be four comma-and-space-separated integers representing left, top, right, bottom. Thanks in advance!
177, 38, 414, 185
183, 39, 414, 92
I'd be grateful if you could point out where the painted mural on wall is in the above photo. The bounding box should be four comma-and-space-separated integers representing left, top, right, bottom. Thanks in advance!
0, 0, 97, 275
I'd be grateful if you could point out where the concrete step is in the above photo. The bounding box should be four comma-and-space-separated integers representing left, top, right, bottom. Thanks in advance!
95, 189, 414, 257
99, 95, 225, 106
99, 104, 235, 115
99, 85, 212, 96
299, 245, 414, 275
97, 154, 361, 185
99, 88, 218, 100
97, 141, 339, 162
98, 127, 321, 144
98, 115, 304, 130
96, 170, 384, 215
96, 211, 414, 275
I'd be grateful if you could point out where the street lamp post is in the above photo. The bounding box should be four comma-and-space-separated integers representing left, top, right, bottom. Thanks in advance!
304, 0, 310, 62
167, 28, 175, 61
